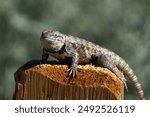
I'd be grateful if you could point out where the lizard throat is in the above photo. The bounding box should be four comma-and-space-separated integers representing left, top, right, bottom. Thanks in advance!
43, 44, 66, 54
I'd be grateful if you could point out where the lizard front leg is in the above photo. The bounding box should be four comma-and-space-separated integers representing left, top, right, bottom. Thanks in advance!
68, 52, 79, 78
42, 48, 49, 62
96, 54, 128, 90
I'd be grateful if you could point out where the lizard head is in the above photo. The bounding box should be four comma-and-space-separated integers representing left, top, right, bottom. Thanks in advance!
40, 30, 65, 52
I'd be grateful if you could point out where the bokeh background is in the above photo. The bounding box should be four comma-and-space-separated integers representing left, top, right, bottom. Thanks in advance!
0, 0, 150, 99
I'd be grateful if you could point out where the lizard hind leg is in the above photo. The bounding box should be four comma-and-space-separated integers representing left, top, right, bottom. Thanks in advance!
109, 66, 128, 91
97, 54, 128, 91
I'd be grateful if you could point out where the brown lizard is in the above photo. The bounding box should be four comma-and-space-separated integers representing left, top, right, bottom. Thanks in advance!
40, 30, 145, 100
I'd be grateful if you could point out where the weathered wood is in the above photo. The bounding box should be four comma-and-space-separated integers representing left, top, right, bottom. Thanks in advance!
13, 60, 124, 100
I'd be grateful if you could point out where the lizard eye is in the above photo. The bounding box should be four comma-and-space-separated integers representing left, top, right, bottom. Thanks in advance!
53, 32, 59, 37
54, 33, 58, 37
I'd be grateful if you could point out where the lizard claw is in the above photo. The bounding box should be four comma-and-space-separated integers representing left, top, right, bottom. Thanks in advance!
123, 80, 128, 91
67, 67, 77, 78
118, 76, 128, 91
119, 77, 128, 91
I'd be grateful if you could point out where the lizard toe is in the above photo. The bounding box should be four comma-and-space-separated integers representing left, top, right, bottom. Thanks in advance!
67, 68, 77, 78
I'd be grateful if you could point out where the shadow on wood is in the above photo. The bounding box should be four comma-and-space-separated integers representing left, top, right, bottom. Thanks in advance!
13, 60, 124, 100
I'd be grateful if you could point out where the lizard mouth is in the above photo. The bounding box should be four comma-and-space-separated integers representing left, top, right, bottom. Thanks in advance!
41, 39, 52, 48
41, 38, 64, 52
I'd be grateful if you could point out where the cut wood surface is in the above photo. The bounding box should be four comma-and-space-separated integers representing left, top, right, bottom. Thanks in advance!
13, 60, 124, 100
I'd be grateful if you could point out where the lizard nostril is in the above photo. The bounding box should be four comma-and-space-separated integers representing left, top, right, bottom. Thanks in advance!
41, 30, 49, 38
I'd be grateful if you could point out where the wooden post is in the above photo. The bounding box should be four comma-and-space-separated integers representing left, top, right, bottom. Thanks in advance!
13, 60, 124, 100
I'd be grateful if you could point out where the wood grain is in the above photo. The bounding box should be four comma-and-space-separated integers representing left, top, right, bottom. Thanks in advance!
13, 60, 124, 100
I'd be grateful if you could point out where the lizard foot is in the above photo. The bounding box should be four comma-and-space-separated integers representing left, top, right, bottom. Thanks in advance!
122, 80, 128, 91
67, 67, 77, 78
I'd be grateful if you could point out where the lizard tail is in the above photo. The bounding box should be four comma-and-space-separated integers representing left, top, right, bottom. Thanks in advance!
116, 56, 145, 100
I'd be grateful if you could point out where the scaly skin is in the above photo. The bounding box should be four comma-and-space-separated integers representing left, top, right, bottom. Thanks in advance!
40, 30, 145, 100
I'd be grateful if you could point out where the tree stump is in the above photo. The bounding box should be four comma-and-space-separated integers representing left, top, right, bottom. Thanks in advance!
13, 60, 124, 100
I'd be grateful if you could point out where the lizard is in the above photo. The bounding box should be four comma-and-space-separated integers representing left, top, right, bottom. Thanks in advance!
40, 30, 145, 100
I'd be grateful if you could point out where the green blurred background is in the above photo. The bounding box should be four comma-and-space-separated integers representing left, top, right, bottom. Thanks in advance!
0, 0, 150, 99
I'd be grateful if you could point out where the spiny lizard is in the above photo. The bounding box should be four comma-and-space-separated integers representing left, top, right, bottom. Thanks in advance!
40, 30, 145, 100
